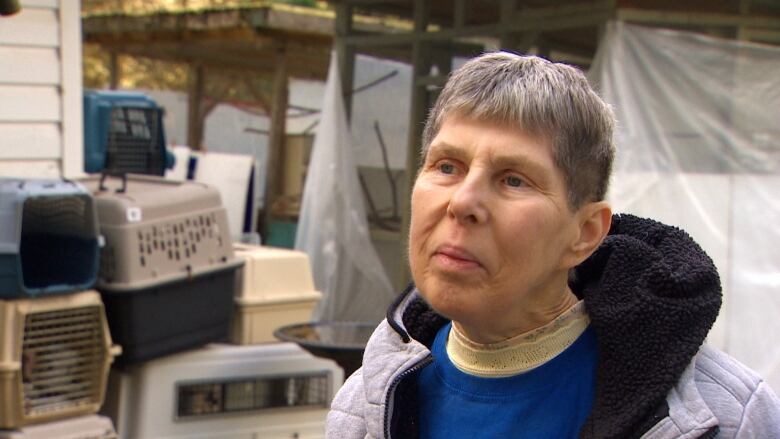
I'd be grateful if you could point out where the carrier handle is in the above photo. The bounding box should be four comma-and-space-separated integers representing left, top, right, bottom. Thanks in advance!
98, 171, 128, 193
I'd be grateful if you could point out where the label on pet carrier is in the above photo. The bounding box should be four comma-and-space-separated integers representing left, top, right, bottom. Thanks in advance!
127, 207, 142, 222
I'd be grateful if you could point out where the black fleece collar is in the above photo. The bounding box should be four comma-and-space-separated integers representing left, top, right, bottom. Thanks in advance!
387, 214, 722, 439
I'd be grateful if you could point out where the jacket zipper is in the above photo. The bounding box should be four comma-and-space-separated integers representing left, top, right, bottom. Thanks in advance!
383, 355, 433, 439
638, 421, 719, 439
696, 426, 719, 439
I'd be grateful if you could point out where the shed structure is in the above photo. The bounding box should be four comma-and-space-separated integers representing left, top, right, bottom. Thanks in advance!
81, 2, 420, 236
325, 0, 780, 286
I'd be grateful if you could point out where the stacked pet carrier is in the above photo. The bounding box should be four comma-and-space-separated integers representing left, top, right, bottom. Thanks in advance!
97, 237, 340, 438
83, 90, 172, 177
81, 174, 243, 367
231, 243, 322, 344
79, 89, 342, 439
0, 179, 120, 438
102, 343, 342, 439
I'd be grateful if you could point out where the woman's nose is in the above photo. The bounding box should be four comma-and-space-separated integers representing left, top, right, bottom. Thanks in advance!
447, 174, 489, 225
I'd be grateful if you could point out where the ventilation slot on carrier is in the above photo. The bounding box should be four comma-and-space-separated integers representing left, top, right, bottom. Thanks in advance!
22, 306, 106, 417
99, 246, 116, 282
136, 212, 223, 266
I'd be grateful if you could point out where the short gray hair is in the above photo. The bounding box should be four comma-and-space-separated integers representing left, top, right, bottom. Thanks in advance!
421, 52, 615, 209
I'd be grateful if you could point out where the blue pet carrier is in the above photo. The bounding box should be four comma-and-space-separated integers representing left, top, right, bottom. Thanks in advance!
0, 179, 100, 298
83, 90, 174, 176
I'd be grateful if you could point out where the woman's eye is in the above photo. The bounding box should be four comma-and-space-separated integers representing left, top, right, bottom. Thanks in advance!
438, 163, 455, 174
505, 175, 524, 187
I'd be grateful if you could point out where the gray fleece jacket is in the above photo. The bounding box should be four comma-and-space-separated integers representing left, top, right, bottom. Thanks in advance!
327, 215, 780, 439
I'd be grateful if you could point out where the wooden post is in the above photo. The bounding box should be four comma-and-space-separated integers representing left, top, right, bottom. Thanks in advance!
109, 51, 120, 90
262, 47, 289, 240
399, 0, 432, 288
500, 0, 517, 51
737, 0, 751, 40
454, 0, 468, 29
187, 64, 205, 150
335, 2, 355, 119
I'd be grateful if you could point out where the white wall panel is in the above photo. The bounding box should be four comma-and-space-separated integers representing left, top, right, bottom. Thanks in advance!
0, 47, 60, 85
0, 8, 59, 47
0, 85, 60, 122
0, 123, 60, 158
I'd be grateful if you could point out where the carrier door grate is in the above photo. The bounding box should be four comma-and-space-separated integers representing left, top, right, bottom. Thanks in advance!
22, 307, 106, 417
107, 107, 165, 176
176, 373, 330, 419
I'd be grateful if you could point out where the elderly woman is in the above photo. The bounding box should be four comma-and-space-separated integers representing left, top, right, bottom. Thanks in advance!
326, 52, 780, 438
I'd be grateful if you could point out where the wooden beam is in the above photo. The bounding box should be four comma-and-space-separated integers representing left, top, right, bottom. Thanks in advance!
743, 28, 780, 43
342, 4, 611, 47
262, 48, 289, 239
536, 35, 595, 59
616, 8, 780, 29
266, 6, 333, 35
344, 23, 501, 46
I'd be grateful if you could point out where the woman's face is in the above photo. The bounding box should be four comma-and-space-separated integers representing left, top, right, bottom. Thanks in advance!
408, 115, 582, 339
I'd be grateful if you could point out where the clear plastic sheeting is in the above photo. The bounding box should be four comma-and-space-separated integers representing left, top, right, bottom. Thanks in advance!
350, 54, 412, 170
590, 22, 780, 390
295, 52, 396, 324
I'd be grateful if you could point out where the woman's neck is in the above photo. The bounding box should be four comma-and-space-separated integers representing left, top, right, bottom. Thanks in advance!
454, 287, 580, 344
447, 298, 589, 377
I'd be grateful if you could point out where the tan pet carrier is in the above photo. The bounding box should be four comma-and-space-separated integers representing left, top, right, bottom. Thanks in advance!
101, 343, 342, 439
0, 291, 121, 429
81, 175, 242, 367
230, 244, 321, 344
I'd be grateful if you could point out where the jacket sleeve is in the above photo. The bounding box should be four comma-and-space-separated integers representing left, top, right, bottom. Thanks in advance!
734, 380, 780, 438
326, 368, 369, 439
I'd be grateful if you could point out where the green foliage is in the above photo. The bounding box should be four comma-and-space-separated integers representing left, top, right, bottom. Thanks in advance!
83, 44, 274, 113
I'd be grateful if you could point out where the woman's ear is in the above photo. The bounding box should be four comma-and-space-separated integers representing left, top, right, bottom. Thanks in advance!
564, 201, 612, 268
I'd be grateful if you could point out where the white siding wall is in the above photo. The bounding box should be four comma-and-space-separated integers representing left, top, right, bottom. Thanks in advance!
0, 0, 83, 178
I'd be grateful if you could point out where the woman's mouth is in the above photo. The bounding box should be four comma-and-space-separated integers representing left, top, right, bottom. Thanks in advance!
432, 245, 482, 271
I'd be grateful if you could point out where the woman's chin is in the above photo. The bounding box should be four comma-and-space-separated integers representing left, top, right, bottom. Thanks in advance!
417, 282, 477, 321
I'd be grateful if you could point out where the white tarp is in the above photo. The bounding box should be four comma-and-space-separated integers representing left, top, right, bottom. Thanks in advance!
295, 52, 396, 323
590, 22, 780, 390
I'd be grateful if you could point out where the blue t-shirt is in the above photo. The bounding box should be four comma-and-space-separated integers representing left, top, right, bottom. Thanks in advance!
417, 323, 598, 439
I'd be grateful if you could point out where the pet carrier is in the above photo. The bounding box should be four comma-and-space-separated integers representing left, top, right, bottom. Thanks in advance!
83, 90, 172, 176
0, 179, 99, 298
80, 174, 242, 366
101, 343, 343, 439
0, 291, 121, 429
231, 243, 321, 344
0, 415, 118, 439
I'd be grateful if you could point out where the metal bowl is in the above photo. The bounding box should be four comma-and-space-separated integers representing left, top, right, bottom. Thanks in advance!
274, 322, 376, 378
